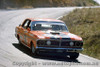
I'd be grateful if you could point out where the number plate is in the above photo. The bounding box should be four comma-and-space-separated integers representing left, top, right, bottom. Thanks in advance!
57, 50, 63, 52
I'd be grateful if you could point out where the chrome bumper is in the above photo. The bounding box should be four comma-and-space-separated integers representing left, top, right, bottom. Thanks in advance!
36, 47, 83, 52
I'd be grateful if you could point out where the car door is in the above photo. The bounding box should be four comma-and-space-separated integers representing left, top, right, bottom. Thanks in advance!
24, 20, 31, 46
21, 19, 30, 45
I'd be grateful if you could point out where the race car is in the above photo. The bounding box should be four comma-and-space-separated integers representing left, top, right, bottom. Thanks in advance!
15, 18, 83, 59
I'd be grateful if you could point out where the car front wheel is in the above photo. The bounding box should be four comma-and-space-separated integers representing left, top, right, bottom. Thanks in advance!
69, 53, 79, 59
31, 43, 37, 55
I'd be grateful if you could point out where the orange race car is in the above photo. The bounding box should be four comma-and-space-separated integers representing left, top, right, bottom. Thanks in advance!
15, 18, 83, 59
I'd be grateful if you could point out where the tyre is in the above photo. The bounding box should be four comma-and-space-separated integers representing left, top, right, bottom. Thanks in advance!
19, 39, 23, 45
31, 43, 37, 55
69, 53, 79, 59
17, 35, 22, 45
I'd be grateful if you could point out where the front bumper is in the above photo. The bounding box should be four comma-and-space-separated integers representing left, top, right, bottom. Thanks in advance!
36, 47, 83, 53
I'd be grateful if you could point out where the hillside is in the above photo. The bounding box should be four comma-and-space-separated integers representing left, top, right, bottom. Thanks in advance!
61, 8, 100, 59
0, 0, 98, 9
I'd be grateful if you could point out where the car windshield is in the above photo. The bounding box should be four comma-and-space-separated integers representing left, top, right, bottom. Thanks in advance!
31, 21, 69, 32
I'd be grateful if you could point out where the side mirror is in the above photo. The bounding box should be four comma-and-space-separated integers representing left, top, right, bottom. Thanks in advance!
19, 24, 21, 26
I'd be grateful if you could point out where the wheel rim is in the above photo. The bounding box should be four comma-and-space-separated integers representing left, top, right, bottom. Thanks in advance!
32, 44, 35, 53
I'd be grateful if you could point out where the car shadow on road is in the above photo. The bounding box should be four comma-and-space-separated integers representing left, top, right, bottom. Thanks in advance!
12, 43, 80, 63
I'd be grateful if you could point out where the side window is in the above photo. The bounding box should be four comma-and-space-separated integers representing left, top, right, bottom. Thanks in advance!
22, 20, 31, 29
28, 21, 31, 29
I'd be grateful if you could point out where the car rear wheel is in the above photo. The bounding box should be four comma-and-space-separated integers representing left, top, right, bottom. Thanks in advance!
69, 53, 79, 59
31, 43, 37, 55
17, 35, 22, 45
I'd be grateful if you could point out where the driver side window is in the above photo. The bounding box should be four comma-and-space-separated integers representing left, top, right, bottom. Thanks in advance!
22, 19, 31, 29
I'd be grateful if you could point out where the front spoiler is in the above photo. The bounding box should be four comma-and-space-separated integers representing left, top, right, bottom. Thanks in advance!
36, 47, 83, 52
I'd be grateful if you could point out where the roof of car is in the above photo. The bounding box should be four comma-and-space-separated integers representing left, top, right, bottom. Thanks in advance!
27, 18, 64, 23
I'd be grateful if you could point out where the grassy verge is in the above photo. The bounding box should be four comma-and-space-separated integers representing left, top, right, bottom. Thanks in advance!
61, 8, 100, 59
0, 0, 98, 9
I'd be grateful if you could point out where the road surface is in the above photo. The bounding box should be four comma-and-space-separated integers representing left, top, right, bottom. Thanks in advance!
0, 7, 100, 67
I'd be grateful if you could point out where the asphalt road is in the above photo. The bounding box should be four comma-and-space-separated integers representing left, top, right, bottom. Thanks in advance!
0, 7, 100, 67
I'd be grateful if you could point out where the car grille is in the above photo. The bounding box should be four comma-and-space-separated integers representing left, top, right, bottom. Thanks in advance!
37, 40, 59, 47
37, 40, 83, 47
50, 41, 59, 46
61, 41, 83, 47
61, 41, 70, 46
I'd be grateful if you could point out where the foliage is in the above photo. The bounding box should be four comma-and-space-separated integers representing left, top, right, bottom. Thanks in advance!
61, 8, 100, 59
0, 0, 98, 9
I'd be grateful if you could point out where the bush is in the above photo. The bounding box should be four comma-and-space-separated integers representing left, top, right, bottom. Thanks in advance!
61, 8, 100, 59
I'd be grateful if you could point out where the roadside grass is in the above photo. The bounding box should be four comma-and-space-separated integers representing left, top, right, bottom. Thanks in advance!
0, 0, 98, 9
61, 8, 100, 59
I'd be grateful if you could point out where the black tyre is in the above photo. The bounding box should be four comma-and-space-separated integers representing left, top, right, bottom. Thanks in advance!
31, 43, 37, 55
70, 53, 79, 59
17, 35, 22, 45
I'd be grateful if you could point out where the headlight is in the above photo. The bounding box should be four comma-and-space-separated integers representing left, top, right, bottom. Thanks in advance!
37, 40, 45, 45
70, 42, 74, 46
46, 41, 51, 45
75, 41, 83, 46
